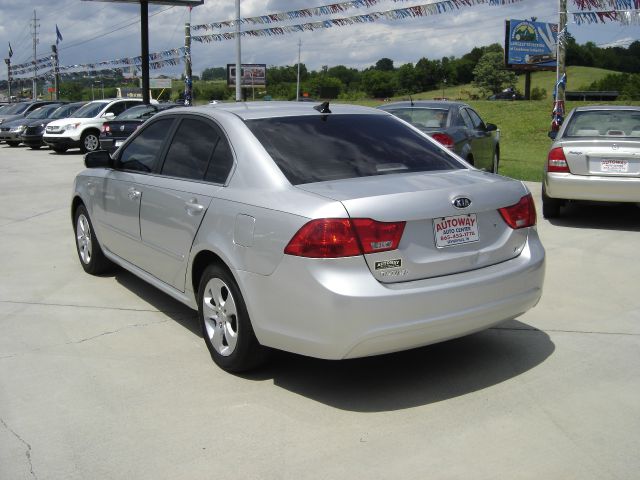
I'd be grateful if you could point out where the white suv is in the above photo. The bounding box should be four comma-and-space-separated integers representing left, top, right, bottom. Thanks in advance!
44, 98, 143, 153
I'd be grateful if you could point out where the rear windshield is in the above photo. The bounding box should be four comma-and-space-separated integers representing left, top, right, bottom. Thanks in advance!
51, 104, 82, 119
116, 105, 157, 120
385, 107, 449, 129
26, 104, 61, 119
246, 114, 462, 185
564, 110, 640, 137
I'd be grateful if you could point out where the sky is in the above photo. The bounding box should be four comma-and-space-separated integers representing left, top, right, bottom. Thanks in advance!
0, 0, 639, 82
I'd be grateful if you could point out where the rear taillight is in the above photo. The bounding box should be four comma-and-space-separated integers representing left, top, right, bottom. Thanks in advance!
102, 123, 110, 134
499, 193, 537, 229
547, 147, 569, 172
284, 218, 406, 258
430, 133, 455, 149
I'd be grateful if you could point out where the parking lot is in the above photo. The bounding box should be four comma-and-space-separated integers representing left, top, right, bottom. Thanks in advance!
1, 144, 639, 479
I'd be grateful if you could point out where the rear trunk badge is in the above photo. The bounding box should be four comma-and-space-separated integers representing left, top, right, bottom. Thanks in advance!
452, 197, 472, 209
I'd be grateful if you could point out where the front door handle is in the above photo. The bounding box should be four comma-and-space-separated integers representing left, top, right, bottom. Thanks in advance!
128, 187, 141, 200
184, 198, 205, 216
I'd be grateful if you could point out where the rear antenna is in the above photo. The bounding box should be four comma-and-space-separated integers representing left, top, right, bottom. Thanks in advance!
314, 101, 331, 114
409, 95, 414, 107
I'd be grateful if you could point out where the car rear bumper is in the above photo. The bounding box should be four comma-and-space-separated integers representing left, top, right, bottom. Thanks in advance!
43, 136, 81, 149
98, 137, 118, 155
545, 172, 640, 203
238, 229, 545, 360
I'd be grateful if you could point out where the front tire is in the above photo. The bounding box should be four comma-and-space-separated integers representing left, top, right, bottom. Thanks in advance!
80, 131, 100, 153
198, 264, 268, 372
74, 205, 112, 275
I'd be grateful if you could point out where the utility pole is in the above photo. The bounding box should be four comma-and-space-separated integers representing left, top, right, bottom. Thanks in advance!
31, 9, 40, 99
235, 0, 241, 102
296, 38, 301, 101
557, 0, 567, 104
184, 7, 193, 106
51, 44, 59, 100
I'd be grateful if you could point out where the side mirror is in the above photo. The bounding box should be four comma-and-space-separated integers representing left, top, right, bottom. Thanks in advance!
103, 112, 115, 120
485, 123, 498, 132
85, 150, 112, 169
548, 131, 558, 140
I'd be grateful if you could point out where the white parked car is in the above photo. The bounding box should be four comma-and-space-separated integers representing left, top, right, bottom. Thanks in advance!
44, 98, 144, 153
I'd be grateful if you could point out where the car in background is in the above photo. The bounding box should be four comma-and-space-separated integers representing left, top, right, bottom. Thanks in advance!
20, 102, 86, 150
72, 101, 544, 373
488, 91, 525, 101
0, 103, 65, 146
0, 100, 62, 126
99, 103, 179, 154
542, 106, 640, 218
377, 101, 500, 173
44, 98, 144, 153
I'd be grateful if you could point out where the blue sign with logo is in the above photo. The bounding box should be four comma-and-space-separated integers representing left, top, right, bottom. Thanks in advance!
506, 20, 558, 70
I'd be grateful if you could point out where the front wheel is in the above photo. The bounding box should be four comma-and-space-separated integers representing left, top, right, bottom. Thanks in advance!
74, 205, 112, 275
7, 141, 20, 147
80, 131, 100, 153
198, 264, 268, 373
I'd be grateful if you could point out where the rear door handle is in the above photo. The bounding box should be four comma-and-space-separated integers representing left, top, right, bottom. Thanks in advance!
184, 198, 205, 216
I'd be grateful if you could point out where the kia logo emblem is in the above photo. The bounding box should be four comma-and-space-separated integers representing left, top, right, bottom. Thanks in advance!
612, 144, 619, 150
453, 197, 472, 209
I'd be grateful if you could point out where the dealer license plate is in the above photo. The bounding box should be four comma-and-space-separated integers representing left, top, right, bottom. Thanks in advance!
601, 159, 628, 173
433, 214, 479, 248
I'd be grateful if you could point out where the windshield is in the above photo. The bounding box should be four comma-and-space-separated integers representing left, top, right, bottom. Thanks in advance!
564, 110, 640, 137
26, 104, 61, 119
246, 114, 462, 185
72, 102, 106, 118
116, 105, 156, 120
386, 108, 449, 129
2, 103, 30, 115
51, 104, 81, 119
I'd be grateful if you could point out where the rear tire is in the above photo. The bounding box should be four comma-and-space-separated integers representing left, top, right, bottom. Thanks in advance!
198, 264, 268, 373
542, 186, 562, 219
29, 145, 41, 150
74, 205, 112, 275
7, 141, 20, 147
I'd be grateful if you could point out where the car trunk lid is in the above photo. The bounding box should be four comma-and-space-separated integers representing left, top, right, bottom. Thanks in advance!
560, 139, 640, 177
297, 170, 531, 283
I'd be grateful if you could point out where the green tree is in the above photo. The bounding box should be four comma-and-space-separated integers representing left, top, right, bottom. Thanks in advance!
375, 58, 394, 71
472, 51, 516, 95
360, 70, 396, 98
201, 67, 226, 81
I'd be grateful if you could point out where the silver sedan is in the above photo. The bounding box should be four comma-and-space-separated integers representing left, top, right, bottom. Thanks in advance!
72, 102, 545, 373
543, 105, 640, 218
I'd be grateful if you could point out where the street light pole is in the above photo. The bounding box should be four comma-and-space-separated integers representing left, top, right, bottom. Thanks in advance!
235, 0, 241, 102
296, 39, 301, 101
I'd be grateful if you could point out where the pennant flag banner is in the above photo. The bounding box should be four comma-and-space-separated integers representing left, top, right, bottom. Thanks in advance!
573, 9, 640, 23
571, 0, 639, 24
10, 48, 185, 77
192, 0, 523, 43
572, 0, 639, 9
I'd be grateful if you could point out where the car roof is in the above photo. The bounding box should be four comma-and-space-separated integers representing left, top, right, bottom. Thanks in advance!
572, 105, 640, 112
184, 101, 386, 120
378, 100, 469, 110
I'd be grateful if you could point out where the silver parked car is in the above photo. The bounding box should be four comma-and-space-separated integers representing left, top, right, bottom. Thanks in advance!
72, 102, 545, 373
543, 106, 640, 218
377, 101, 500, 173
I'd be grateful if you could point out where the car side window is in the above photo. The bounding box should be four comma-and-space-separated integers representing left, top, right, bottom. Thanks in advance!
205, 134, 234, 184
106, 102, 128, 116
161, 118, 220, 181
459, 109, 474, 129
466, 108, 486, 130
118, 118, 173, 173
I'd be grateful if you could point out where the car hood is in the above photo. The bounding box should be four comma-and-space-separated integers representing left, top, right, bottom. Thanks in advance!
0, 114, 25, 124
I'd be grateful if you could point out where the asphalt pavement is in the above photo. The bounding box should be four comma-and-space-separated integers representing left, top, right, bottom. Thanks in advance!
1, 144, 639, 480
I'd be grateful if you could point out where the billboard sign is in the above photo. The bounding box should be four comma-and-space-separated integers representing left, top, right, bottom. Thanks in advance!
149, 78, 172, 89
505, 19, 558, 70
227, 64, 267, 87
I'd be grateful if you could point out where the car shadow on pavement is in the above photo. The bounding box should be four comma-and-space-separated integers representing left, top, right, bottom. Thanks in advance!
112, 269, 555, 412
548, 202, 640, 232
114, 269, 200, 337
243, 320, 554, 412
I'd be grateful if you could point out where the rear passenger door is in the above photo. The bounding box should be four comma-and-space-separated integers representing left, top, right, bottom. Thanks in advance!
136, 116, 235, 291
462, 107, 493, 170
